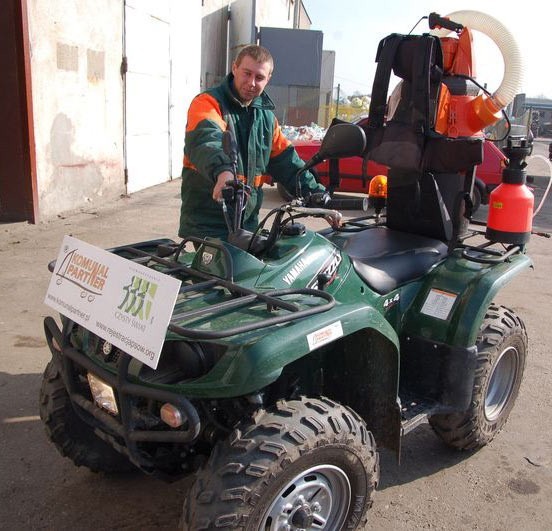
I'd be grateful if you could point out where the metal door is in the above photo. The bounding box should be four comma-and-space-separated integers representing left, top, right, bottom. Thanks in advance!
124, 0, 170, 193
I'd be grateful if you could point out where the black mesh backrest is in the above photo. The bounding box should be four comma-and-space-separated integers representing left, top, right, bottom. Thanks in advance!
360, 33, 484, 243
365, 34, 443, 136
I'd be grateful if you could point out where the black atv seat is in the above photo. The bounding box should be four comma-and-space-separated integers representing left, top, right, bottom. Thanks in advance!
342, 227, 448, 294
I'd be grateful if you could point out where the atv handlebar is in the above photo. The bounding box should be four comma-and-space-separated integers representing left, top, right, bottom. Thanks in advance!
305, 192, 368, 211
289, 205, 343, 229
325, 196, 368, 211
428, 12, 463, 33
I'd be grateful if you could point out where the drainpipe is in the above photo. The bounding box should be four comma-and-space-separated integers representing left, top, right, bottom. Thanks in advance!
122, 2, 128, 192
225, 4, 231, 73
252, 0, 257, 43
293, 0, 301, 28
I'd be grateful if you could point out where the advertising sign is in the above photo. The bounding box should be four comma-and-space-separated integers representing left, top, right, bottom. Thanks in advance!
45, 236, 181, 369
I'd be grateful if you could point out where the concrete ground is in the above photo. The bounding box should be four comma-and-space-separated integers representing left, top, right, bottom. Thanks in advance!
1, 139, 551, 530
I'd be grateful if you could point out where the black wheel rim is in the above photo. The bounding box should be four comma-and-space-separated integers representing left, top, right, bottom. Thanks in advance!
485, 345, 519, 422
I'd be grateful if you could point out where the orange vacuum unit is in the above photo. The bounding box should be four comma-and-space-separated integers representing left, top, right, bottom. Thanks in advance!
434, 26, 502, 139
429, 13, 531, 244
486, 138, 534, 244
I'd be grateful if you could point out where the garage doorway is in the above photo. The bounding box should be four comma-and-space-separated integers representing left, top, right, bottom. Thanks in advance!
0, 0, 37, 223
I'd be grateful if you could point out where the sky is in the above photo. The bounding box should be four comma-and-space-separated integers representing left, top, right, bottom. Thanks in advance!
302, 0, 552, 100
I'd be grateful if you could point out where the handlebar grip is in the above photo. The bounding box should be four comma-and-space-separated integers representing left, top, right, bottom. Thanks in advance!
428, 12, 464, 33
326, 197, 368, 211
222, 130, 238, 162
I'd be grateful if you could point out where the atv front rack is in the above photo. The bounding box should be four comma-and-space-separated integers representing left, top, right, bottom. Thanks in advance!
114, 238, 336, 340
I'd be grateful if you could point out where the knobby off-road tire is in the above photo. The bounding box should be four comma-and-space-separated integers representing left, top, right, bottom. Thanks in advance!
472, 184, 482, 214
429, 304, 527, 450
182, 396, 379, 530
39, 360, 134, 473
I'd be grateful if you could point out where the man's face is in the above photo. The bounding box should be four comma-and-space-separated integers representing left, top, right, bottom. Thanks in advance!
231, 55, 272, 105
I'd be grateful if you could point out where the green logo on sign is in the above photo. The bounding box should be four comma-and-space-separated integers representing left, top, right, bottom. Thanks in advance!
118, 275, 158, 321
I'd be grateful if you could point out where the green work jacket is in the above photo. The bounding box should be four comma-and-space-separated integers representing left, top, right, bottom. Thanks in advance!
178, 74, 323, 239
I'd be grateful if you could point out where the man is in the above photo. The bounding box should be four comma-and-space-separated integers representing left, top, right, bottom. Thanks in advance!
178, 44, 325, 240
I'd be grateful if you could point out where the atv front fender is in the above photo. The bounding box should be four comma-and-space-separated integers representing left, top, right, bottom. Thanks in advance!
171, 302, 400, 399
403, 250, 532, 347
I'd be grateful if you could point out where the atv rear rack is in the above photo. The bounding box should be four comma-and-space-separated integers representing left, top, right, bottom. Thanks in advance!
459, 240, 523, 264
456, 225, 525, 264
113, 238, 336, 340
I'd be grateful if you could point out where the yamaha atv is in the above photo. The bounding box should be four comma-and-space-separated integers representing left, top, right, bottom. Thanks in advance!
40, 11, 537, 531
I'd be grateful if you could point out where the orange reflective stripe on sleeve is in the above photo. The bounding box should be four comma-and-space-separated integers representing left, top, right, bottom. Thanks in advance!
253, 174, 271, 187
186, 93, 226, 133
183, 154, 198, 171
270, 118, 291, 158
183, 153, 246, 185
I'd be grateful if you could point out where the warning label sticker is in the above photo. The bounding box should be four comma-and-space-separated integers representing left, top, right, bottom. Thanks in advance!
420, 288, 457, 320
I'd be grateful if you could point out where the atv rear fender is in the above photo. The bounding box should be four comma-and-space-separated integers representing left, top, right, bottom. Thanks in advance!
393, 249, 531, 427
402, 250, 532, 346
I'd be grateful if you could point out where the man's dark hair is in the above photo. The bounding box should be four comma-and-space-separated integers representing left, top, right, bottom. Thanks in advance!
234, 45, 274, 74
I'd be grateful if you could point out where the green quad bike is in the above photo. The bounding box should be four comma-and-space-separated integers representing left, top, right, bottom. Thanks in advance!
40, 13, 534, 531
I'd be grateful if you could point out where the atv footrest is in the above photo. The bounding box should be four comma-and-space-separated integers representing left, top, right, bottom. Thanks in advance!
400, 396, 438, 436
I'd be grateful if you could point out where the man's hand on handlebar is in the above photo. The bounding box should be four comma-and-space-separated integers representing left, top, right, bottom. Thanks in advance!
213, 171, 235, 202
292, 192, 343, 229
324, 211, 343, 229
305, 191, 332, 208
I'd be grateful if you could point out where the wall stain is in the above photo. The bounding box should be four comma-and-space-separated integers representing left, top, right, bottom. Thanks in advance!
44, 113, 104, 214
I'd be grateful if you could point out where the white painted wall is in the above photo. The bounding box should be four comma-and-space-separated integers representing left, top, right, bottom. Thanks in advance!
26, 0, 201, 219
28, 0, 125, 219
25, 0, 300, 219
255, 0, 294, 29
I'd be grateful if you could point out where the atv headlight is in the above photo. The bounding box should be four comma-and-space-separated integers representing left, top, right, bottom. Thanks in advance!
162, 341, 226, 380
87, 373, 118, 415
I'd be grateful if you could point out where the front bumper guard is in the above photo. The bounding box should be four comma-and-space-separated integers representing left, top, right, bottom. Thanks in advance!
44, 316, 201, 472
